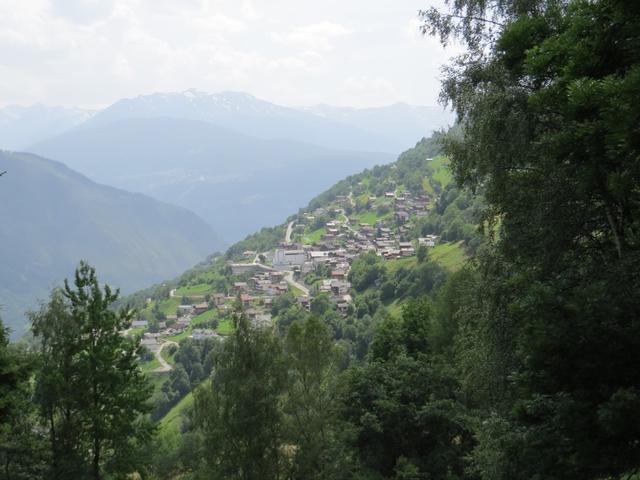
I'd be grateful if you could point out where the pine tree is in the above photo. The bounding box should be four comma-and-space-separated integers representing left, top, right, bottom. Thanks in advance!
32, 262, 153, 480
195, 312, 286, 480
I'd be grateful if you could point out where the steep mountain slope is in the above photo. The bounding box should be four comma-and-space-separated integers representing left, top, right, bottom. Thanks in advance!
304, 103, 455, 153
0, 104, 94, 150
30, 117, 393, 241
0, 151, 224, 337
78, 89, 397, 153
122, 133, 485, 437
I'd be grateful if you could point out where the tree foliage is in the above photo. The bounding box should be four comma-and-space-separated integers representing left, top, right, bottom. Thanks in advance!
31, 262, 153, 480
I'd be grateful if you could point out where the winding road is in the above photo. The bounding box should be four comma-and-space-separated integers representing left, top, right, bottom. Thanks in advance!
154, 340, 179, 373
285, 221, 294, 244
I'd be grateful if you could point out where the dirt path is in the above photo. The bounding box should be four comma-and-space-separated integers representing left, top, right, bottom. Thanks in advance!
153, 340, 179, 373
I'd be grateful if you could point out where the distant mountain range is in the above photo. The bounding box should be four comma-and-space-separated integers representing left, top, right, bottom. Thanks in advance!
2, 89, 453, 154
0, 150, 224, 337
0, 104, 94, 150
0, 90, 452, 330
30, 117, 393, 241
21, 89, 452, 242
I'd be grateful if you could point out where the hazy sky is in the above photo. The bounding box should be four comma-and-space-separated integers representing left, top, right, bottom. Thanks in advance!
0, 0, 461, 109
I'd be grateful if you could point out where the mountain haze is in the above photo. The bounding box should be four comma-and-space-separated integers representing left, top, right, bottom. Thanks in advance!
80, 89, 398, 153
0, 150, 223, 337
30, 117, 394, 241
0, 104, 94, 150
305, 103, 455, 152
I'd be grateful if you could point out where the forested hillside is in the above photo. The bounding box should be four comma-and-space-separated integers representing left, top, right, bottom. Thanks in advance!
0, 151, 223, 336
1, 0, 638, 479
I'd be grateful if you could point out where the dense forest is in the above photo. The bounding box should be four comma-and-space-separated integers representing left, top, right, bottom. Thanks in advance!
1, 0, 639, 479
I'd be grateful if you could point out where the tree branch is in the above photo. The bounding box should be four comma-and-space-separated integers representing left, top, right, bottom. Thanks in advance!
441, 13, 505, 27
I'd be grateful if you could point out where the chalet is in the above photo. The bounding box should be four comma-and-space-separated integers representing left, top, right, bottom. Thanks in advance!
298, 296, 311, 311
418, 235, 438, 247
233, 282, 248, 292
395, 211, 410, 223
399, 242, 416, 257
177, 305, 192, 315
193, 302, 209, 315
331, 269, 346, 280
131, 320, 148, 328
176, 317, 191, 328
330, 279, 351, 296
212, 293, 226, 306
240, 294, 253, 308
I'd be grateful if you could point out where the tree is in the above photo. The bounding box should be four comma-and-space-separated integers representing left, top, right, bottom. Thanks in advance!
341, 300, 473, 479
283, 316, 343, 479
422, 1, 640, 478
0, 318, 48, 479
31, 262, 153, 480
194, 312, 286, 479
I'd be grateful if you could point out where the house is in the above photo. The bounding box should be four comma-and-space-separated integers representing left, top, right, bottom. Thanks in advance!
212, 293, 226, 306
233, 282, 248, 292
131, 320, 148, 328
418, 235, 438, 247
193, 302, 209, 315
395, 211, 410, 223
330, 280, 351, 296
331, 269, 346, 281
177, 305, 192, 315
240, 294, 253, 308
298, 296, 311, 311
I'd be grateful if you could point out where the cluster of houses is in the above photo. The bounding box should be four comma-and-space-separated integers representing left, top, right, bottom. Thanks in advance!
136, 187, 442, 351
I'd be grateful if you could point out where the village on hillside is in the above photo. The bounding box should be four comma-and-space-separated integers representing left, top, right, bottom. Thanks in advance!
132, 181, 445, 372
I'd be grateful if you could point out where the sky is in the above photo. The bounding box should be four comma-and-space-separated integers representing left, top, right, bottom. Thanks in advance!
0, 0, 461, 109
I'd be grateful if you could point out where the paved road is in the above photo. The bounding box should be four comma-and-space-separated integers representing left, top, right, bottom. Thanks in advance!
285, 221, 294, 243
154, 340, 179, 373
284, 271, 310, 296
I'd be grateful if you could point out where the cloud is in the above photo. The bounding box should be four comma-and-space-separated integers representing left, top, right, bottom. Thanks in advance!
272, 21, 351, 51
49, 0, 115, 24
0, 0, 459, 108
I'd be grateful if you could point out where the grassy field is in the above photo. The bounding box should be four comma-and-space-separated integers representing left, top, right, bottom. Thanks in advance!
429, 241, 467, 271
429, 156, 453, 189
386, 300, 405, 318
166, 327, 191, 342
140, 356, 161, 373
192, 309, 217, 326
354, 211, 380, 226
385, 256, 418, 274
217, 318, 233, 335
127, 327, 145, 337
303, 227, 325, 244
158, 297, 181, 315
289, 284, 306, 297
159, 391, 194, 433
175, 283, 213, 296
160, 344, 176, 366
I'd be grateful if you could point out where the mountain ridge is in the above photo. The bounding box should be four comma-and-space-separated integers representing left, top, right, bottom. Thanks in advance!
0, 150, 225, 337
